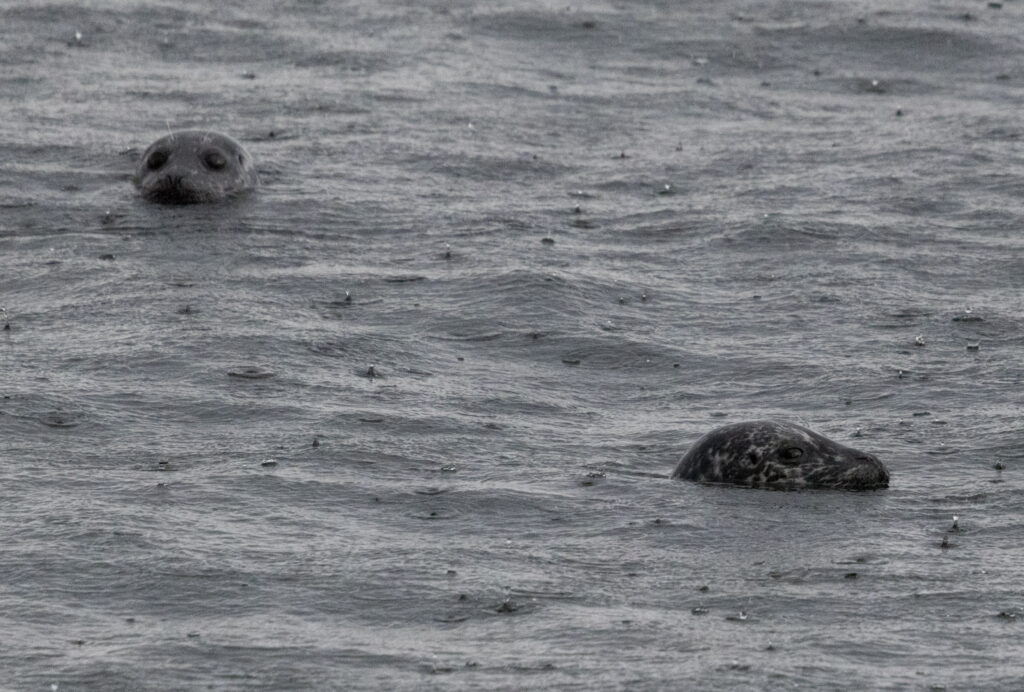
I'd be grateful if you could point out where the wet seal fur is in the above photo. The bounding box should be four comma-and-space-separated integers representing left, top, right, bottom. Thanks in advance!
133, 130, 257, 204
672, 421, 889, 490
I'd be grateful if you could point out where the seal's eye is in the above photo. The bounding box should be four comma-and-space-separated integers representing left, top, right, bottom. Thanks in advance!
147, 150, 169, 171
203, 151, 227, 170
779, 447, 804, 465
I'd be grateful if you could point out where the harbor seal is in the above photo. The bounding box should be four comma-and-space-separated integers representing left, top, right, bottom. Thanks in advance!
133, 130, 257, 204
672, 421, 889, 490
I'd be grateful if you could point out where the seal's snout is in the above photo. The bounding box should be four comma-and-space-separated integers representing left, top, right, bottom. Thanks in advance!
855, 453, 880, 465
846, 452, 889, 489
147, 174, 197, 204
160, 174, 185, 191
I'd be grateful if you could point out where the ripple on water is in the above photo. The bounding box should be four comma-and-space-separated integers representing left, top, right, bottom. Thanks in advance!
227, 366, 275, 379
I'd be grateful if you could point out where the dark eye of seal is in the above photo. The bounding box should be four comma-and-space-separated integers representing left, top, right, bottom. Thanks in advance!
204, 151, 227, 170
147, 150, 169, 170
779, 447, 804, 464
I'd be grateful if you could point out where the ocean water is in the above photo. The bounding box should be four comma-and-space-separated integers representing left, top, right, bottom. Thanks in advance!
2, 1, 1024, 689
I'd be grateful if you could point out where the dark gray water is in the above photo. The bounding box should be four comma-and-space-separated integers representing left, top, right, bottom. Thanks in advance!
2, 1, 1024, 689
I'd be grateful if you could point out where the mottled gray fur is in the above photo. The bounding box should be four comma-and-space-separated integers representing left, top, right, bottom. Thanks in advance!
672, 421, 889, 490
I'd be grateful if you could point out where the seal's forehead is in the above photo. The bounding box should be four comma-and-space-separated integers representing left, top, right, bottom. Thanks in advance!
738, 423, 790, 452
699, 424, 764, 453
146, 131, 240, 153
771, 423, 830, 449
196, 131, 233, 148
705, 421, 811, 451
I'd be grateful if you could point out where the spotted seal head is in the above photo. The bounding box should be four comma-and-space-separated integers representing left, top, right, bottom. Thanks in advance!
133, 130, 257, 204
672, 421, 889, 490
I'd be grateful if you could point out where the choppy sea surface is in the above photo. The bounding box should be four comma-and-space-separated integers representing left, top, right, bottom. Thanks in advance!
2, 1, 1024, 689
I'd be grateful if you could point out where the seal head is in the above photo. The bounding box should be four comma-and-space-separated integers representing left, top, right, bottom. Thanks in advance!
672, 420, 889, 490
133, 130, 257, 204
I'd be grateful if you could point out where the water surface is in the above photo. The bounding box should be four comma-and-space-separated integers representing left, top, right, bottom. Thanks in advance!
2, 1, 1024, 689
